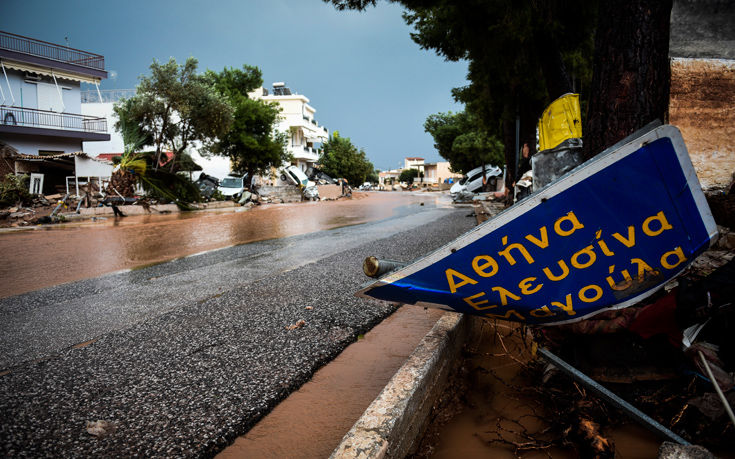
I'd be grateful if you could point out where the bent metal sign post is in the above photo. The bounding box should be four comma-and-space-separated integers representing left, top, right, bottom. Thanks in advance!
356, 125, 718, 325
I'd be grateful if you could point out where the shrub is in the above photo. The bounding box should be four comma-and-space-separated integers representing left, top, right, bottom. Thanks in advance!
0, 173, 32, 207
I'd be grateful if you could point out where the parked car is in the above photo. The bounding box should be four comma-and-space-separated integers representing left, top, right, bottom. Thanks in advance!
450, 164, 502, 198
218, 174, 248, 200
359, 182, 372, 191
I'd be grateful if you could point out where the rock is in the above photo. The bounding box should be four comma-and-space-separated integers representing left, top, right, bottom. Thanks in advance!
0, 210, 9, 219
238, 191, 252, 205
658, 442, 714, 459
286, 319, 306, 330
86, 420, 116, 437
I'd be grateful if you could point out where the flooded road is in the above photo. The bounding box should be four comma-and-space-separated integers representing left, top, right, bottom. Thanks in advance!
0, 192, 444, 298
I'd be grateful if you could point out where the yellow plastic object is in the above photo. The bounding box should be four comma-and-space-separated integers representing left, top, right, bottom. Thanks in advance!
538, 93, 582, 151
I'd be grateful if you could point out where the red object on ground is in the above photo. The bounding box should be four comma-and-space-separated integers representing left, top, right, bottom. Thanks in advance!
628, 290, 683, 347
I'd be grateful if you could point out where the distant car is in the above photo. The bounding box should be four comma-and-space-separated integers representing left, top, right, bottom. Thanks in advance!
450, 164, 502, 198
359, 182, 372, 191
218, 174, 247, 200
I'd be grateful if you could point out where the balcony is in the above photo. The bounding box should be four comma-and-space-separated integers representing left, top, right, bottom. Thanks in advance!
0, 31, 104, 71
0, 105, 109, 141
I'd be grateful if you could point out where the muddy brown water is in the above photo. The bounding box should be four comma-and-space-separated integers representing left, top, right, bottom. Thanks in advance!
0, 192, 438, 298
428, 322, 662, 458
218, 305, 447, 459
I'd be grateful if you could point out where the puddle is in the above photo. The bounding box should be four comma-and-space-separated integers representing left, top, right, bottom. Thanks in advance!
217, 305, 446, 459
426, 322, 661, 458
0, 193, 446, 298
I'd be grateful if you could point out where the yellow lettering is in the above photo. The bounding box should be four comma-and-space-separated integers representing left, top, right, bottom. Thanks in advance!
472, 255, 499, 278
642, 211, 673, 237
631, 258, 659, 281
497, 243, 535, 266
551, 293, 576, 316
463, 292, 496, 310
525, 227, 549, 249
445, 268, 477, 294
578, 285, 603, 303
612, 226, 636, 248
571, 245, 597, 269
543, 260, 570, 281
554, 211, 584, 236
491, 286, 521, 306
660, 247, 687, 270
606, 265, 633, 291
530, 305, 556, 318
596, 230, 615, 256
518, 277, 543, 295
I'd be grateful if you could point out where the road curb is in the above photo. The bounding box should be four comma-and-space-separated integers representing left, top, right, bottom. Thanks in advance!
331, 312, 469, 459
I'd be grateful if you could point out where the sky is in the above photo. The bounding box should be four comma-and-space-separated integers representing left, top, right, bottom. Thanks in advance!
1, 0, 469, 172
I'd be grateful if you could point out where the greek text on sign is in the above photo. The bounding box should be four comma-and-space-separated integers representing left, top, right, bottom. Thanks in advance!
356, 125, 718, 325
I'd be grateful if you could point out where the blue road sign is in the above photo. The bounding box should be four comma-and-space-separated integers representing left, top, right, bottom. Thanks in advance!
356, 125, 718, 325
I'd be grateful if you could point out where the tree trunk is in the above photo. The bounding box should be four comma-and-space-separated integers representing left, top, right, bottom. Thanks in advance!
533, 19, 573, 100
583, 0, 673, 160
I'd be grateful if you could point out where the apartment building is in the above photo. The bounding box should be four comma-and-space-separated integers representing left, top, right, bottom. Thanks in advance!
0, 30, 109, 157
251, 82, 329, 172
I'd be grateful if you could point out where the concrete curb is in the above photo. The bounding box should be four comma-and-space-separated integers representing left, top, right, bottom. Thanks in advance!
331, 312, 469, 459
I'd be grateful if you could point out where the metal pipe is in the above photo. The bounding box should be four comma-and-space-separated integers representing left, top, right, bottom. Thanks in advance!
2, 62, 15, 105
51, 71, 65, 112
50, 193, 69, 218
698, 350, 735, 428
363, 257, 407, 279
538, 347, 690, 445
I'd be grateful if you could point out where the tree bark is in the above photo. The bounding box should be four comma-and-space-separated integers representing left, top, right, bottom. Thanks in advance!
583, 0, 673, 160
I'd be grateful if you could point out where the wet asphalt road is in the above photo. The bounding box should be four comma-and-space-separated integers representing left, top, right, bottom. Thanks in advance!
0, 200, 476, 457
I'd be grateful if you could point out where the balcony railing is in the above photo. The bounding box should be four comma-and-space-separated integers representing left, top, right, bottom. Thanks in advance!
0, 30, 105, 71
81, 89, 136, 103
0, 105, 107, 133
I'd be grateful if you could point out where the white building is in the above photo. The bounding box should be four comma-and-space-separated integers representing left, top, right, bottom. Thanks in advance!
80, 89, 134, 155
251, 82, 329, 172
404, 157, 424, 172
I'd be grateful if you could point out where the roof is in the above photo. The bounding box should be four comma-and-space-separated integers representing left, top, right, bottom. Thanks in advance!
10, 151, 93, 160
405, 157, 424, 160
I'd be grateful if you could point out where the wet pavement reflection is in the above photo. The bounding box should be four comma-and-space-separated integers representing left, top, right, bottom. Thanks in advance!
0, 192, 446, 298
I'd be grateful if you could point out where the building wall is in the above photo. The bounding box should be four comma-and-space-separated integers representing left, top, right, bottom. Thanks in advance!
256, 88, 328, 170
436, 162, 462, 183
2, 68, 81, 113
1, 133, 81, 156
81, 102, 124, 154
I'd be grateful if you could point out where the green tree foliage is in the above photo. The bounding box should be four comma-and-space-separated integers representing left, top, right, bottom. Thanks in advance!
424, 111, 504, 174
114, 57, 233, 171
398, 168, 419, 183
326, 0, 596, 185
319, 131, 375, 186
204, 65, 291, 180
0, 173, 31, 207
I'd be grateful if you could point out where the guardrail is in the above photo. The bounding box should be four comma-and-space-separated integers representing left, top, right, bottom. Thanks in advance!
0, 105, 107, 133
0, 30, 105, 70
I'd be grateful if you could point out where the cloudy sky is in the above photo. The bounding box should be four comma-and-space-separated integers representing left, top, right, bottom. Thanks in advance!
1, 0, 468, 172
